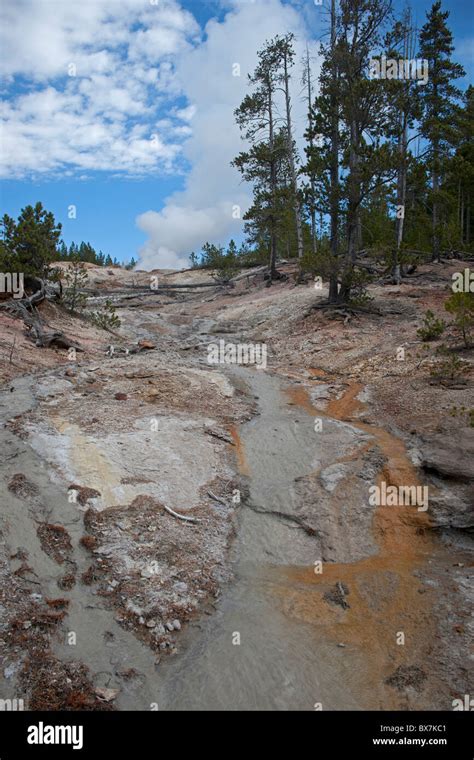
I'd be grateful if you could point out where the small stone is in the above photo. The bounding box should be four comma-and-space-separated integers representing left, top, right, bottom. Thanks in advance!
125, 600, 144, 617
4, 664, 17, 679
166, 621, 174, 632
172, 619, 181, 631
95, 687, 119, 702
138, 339, 156, 350
146, 619, 157, 628
114, 392, 127, 401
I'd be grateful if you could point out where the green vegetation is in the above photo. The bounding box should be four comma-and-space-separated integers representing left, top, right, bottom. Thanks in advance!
189, 1, 472, 302
417, 310, 446, 341
62, 258, 89, 314
430, 345, 469, 383
1, 202, 62, 278
89, 299, 121, 331
445, 291, 474, 347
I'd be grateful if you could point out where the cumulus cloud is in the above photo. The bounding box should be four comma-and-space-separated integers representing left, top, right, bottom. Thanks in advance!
136, 0, 319, 269
1, 0, 321, 268
0, 0, 200, 178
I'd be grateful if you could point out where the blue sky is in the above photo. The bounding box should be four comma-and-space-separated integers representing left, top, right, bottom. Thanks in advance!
1, 0, 472, 269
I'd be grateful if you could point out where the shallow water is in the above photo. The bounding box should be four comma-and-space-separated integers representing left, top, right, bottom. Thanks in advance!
152, 367, 373, 710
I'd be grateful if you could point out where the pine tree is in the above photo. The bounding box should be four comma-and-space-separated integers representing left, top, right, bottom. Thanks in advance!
275, 33, 304, 260
124, 257, 137, 270
304, 0, 392, 302
337, 0, 393, 301
57, 240, 68, 261
302, 0, 342, 301
419, 1, 465, 261
301, 45, 318, 256
232, 38, 290, 281
0, 203, 62, 278
63, 256, 88, 313
451, 86, 474, 247
384, 9, 422, 280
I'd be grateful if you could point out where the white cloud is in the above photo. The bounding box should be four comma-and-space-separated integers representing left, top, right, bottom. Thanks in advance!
0, 0, 320, 269
136, 0, 319, 269
0, 0, 200, 178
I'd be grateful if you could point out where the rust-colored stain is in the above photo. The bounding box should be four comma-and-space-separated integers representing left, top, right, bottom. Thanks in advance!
308, 367, 331, 379
286, 386, 318, 417
229, 424, 249, 476
279, 380, 437, 706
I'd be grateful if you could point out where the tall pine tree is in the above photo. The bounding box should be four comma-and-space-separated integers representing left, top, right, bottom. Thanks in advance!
419, 1, 465, 261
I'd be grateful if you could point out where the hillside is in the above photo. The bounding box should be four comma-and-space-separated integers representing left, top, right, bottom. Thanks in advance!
0, 261, 472, 710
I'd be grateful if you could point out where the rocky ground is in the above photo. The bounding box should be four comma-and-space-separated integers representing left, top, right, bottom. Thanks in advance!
0, 260, 472, 710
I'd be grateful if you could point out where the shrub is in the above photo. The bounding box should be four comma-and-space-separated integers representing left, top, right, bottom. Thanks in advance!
417, 310, 446, 341
62, 258, 88, 313
445, 292, 474, 348
89, 300, 121, 330
449, 406, 474, 427
430, 345, 469, 384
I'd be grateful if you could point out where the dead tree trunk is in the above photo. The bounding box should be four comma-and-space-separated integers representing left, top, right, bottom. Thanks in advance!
304, 46, 317, 256
1, 280, 83, 351
328, 0, 340, 304
283, 49, 304, 261
268, 81, 278, 282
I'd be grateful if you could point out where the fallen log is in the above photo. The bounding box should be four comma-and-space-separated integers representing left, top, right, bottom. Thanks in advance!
1, 286, 84, 352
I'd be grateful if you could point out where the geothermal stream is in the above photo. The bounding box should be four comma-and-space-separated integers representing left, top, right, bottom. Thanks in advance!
154, 366, 375, 710
1, 364, 375, 709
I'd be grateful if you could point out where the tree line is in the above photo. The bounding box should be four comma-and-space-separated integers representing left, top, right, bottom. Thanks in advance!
0, 202, 137, 275
195, 0, 472, 303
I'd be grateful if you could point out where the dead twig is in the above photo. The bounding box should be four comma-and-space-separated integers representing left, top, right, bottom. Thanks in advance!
244, 500, 316, 536
163, 504, 200, 524
207, 490, 228, 507
9, 337, 16, 364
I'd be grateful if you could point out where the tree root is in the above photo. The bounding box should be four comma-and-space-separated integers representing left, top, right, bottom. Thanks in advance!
0, 281, 83, 351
